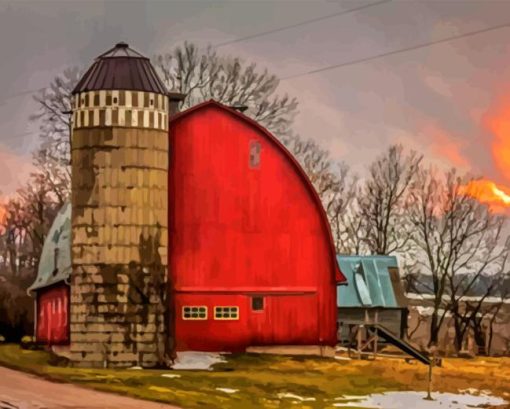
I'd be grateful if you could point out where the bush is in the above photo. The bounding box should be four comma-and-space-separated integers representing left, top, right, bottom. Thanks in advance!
0, 271, 35, 342
20, 335, 39, 350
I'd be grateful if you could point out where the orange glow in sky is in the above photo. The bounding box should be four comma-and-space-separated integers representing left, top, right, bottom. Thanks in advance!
461, 179, 510, 213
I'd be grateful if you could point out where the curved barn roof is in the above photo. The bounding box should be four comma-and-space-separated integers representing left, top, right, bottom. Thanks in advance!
28, 202, 71, 293
72, 42, 167, 95
170, 100, 347, 284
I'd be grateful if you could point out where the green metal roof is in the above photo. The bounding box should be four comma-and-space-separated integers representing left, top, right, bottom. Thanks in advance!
336, 255, 405, 308
28, 202, 71, 293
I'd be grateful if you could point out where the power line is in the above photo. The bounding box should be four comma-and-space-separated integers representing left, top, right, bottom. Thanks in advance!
214, 0, 391, 48
282, 21, 510, 80
0, 87, 46, 107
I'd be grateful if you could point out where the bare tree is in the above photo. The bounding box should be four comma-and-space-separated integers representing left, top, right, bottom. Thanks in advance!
449, 272, 507, 353
356, 144, 422, 255
154, 42, 298, 139
408, 167, 510, 348
31, 67, 81, 169
485, 286, 509, 356
32, 148, 70, 206
2, 199, 27, 276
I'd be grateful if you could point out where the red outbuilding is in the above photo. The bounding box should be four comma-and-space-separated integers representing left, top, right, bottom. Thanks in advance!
28, 202, 71, 345
169, 101, 346, 351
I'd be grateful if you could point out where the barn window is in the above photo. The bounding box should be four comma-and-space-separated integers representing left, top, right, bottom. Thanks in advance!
249, 140, 261, 168
251, 296, 264, 311
182, 306, 207, 320
54, 247, 59, 271
214, 306, 239, 320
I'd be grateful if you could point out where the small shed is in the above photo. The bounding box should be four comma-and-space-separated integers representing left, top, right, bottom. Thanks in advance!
337, 255, 408, 344
28, 202, 71, 344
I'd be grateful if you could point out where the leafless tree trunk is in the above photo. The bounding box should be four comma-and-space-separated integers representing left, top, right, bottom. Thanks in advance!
486, 289, 509, 356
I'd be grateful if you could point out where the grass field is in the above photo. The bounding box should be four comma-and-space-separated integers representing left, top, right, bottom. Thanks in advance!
0, 344, 508, 409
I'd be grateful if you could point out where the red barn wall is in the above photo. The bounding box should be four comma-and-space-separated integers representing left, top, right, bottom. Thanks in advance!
169, 102, 339, 351
36, 283, 69, 344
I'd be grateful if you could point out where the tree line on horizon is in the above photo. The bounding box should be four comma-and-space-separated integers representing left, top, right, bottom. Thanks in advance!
0, 42, 508, 354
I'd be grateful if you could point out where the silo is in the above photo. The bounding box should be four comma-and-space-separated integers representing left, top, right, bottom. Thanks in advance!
69, 42, 170, 368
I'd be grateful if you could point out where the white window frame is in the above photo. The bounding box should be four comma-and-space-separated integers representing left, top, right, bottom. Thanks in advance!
182, 306, 208, 320
214, 306, 240, 320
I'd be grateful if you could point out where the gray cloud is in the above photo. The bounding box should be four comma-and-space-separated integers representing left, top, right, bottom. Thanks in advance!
1, 0, 510, 195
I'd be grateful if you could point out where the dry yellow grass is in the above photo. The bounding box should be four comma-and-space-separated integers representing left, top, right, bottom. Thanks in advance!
0, 345, 508, 408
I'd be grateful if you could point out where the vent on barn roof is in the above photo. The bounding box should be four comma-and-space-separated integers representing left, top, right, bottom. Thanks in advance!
72, 42, 167, 95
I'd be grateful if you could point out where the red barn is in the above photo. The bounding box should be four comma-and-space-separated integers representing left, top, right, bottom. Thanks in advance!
30, 43, 347, 361
169, 101, 345, 351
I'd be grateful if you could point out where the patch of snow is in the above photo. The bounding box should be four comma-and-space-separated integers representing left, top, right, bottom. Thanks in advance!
333, 403, 378, 408
332, 391, 506, 409
414, 306, 434, 316
334, 356, 352, 361
458, 388, 479, 395
277, 392, 316, 402
216, 388, 238, 394
161, 373, 181, 379
335, 395, 367, 400
171, 351, 226, 370
411, 306, 451, 317
405, 293, 430, 300
127, 366, 142, 370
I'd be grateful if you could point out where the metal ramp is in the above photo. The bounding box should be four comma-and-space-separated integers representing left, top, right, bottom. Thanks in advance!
367, 323, 431, 365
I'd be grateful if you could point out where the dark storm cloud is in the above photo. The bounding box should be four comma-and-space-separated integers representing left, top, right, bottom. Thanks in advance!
1, 0, 510, 195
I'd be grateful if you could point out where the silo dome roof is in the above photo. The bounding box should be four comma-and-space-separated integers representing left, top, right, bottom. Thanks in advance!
72, 42, 168, 95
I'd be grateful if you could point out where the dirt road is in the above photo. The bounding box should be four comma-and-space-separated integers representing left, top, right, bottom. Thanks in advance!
0, 366, 179, 409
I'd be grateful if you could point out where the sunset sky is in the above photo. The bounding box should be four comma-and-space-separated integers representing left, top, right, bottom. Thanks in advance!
1, 0, 510, 205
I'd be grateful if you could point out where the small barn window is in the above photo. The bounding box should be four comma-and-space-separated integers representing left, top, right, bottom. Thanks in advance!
54, 247, 59, 271
251, 296, 264, 311
214, 306, 239, 320
182, 306, 207, 320
249, 140, 261, 168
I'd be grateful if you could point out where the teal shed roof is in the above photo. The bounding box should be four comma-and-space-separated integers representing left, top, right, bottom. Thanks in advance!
336, 255, 405, 308
28, 202, 71, 293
